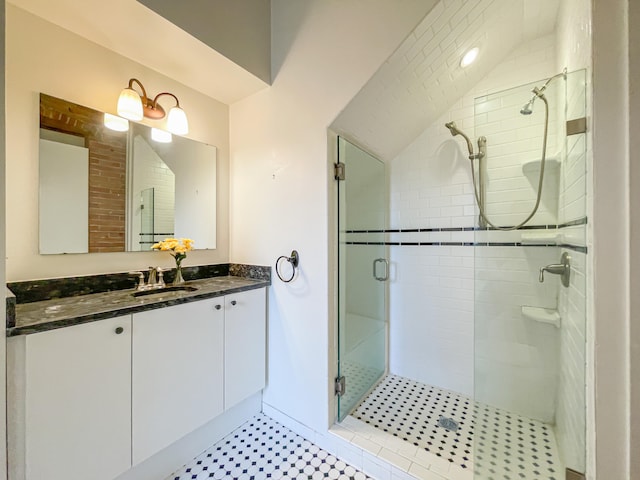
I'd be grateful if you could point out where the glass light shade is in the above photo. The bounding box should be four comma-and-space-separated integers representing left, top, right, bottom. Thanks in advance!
117, 87, 144, 121
103, 113, 129, 132
166, 106, 189, 135
460, 47, 479, 68
151, 127, 172, 143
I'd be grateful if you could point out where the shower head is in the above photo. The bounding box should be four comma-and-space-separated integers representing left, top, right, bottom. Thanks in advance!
519, 68, 567, 115
520, 97, 535, 115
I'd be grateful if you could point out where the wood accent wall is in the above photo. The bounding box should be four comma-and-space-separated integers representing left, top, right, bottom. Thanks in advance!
40, 94, 127, 252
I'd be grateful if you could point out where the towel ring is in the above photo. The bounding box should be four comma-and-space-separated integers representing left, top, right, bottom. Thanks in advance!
276, 250, 299, 283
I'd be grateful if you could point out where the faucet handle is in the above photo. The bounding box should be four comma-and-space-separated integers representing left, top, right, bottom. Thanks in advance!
538, 253, 571, 287
156, 267, 169, 287
128, 271, 145, 289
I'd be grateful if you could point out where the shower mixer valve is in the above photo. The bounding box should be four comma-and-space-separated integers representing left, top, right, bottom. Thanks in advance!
539, 252, 571, 287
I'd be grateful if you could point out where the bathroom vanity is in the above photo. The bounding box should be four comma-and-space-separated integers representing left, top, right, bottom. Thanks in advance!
6, 271, 268, 480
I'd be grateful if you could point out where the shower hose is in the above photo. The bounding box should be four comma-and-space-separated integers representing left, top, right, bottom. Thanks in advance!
471, 93, 550, 231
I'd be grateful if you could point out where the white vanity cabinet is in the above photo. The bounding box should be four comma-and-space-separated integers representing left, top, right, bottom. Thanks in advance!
224, 288, 267, 409
8, 315, 132, 480
132, 297, 225, 465
8, 285, 267, 479
131, 287, 267, 465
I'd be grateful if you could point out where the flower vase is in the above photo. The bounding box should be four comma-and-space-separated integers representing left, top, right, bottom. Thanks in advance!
173, 260, 185, 285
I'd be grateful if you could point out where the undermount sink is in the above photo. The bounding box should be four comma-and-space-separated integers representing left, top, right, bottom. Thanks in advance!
131, 285, 198, 298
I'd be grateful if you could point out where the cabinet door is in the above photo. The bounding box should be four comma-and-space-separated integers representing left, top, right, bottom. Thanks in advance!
224, 288, 267, 409
24, 316, 131, 480
132, 298, 224, 465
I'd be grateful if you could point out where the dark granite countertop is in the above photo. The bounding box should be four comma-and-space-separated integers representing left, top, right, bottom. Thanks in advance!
8, 276, 268, 337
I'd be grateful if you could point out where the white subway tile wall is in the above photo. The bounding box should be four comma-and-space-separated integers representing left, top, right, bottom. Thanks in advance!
385, 19, 589, 477
132, 134, 176, 248
473, 244, 560, 422
555, 249, 587, 471
389, 32, 558, 399
389, 245, 474, 396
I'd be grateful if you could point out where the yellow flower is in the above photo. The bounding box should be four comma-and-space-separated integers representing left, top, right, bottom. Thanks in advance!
151, 237, 194, 256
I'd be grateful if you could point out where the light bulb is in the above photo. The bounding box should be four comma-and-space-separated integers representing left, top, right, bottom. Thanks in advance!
166, 106, 188, 135
103, 113, 129, 132
117, 87, 143, 121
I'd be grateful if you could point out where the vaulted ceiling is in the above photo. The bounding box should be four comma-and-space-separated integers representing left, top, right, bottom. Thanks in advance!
331, 0, 560, 161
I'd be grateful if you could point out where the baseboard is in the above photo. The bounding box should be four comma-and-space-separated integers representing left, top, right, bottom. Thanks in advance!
116, 392, 262, 480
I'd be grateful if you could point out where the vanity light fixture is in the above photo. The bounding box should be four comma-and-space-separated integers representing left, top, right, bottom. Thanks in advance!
151, 127, 172, 143
460, 47, 479, 68
103, 113, 129, 132
117, 78, 189, 135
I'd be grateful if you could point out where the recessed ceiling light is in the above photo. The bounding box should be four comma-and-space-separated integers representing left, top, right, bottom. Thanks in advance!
460, 47, 479, 68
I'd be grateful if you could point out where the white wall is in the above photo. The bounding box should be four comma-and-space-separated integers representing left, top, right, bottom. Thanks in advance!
591, 0, 630, 478
229, 0, 435, 433
5, 5, 230, 281
629, 0, 640, 476
0, 1, 8, 478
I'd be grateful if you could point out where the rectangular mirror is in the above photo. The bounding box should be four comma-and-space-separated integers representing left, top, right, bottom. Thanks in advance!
38, 93, 217, 254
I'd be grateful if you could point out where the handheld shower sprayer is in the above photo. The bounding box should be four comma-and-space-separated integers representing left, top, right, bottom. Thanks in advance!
446, 67, 567, 230
444, 121, 484, 161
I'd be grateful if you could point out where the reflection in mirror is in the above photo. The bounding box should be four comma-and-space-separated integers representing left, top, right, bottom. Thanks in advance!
38, 93, 217, 254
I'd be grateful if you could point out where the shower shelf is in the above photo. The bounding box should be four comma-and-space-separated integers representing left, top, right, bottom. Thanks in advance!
521, 157, 561, 176
520, 231, 559, 245
521, 306, 561, 328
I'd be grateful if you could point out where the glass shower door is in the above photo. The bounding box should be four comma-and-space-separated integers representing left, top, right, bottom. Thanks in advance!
473, 70, 587, 479
337, 136, 387, 421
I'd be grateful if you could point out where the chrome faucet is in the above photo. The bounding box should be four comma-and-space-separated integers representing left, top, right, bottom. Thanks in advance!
539, 252, 571, 287
148, 266, 157, 286
129, 267, 168, 291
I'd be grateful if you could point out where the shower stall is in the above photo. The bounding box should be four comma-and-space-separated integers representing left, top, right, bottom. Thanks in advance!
335, 65, 588, 480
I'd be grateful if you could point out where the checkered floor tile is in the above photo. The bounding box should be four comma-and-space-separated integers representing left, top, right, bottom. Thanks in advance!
167, 413, 374, 480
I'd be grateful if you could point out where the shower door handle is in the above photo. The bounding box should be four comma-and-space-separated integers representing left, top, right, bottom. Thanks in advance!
373, 258, 389, 281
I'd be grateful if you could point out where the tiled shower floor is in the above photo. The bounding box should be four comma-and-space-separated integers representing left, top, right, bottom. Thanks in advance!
349, 374, 562, 480
167, 413, 373, 480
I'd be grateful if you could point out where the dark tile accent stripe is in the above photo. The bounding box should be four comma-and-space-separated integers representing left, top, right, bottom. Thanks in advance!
345, 216, 588, 234
7, 263, 271, 304
559, 244, 589, 254
345, 241, 587, 253
558, 216, 588, 228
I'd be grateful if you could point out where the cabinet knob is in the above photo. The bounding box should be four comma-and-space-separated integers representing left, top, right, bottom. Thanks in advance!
230, 300, 237, 306
214, 304, 222, 310
115, 327, 124, 335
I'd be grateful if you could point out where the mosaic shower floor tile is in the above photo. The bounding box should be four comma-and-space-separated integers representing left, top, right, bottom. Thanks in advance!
350, 374, 562, 480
